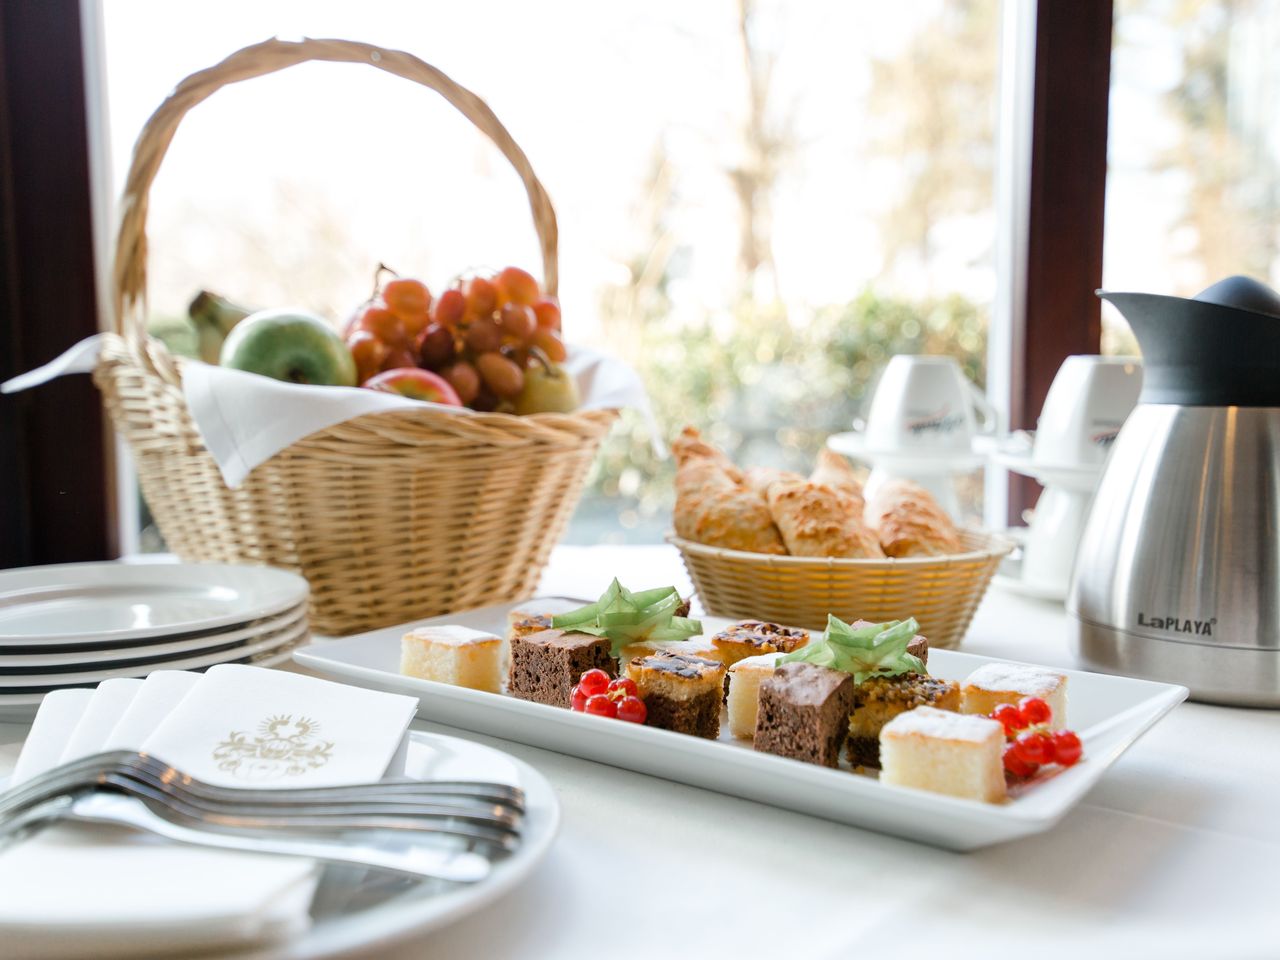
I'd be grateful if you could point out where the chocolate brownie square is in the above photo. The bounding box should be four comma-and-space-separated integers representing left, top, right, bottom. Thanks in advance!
626, 651, 726, 738
507, 628, 615, 708
754, 662, 855, 768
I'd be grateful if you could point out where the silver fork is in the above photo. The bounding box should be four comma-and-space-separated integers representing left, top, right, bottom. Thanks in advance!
3, 751, 524, 809
0, 791, 492, 883
9, 762, 524, 832
1, 767, 522, 845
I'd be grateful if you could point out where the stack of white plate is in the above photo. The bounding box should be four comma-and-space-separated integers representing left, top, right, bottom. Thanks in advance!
0, 562, 309, 721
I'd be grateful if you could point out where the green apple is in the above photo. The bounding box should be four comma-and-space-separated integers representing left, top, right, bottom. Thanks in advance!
219, 309, 357, 387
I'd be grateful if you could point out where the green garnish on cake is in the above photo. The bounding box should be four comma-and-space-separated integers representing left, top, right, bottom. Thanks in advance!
552, 579, 702, 657
779, 614, 926, 683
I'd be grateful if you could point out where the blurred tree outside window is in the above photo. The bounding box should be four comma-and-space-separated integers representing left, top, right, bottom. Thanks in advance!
105, 0, 1000, 549
1104, 0, 1280, 355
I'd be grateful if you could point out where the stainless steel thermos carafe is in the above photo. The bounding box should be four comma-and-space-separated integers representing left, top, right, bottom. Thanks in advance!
1069, 276, 1280, 706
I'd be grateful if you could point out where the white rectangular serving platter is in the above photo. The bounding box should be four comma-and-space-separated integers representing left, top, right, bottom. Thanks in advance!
295, 599, 1188, 851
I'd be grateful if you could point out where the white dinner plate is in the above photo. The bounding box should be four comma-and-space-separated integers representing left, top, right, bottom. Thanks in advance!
0, 620, 312, 723
0, 602, 309, 668
0, 562, 308, 647
0, 730, 560, 960
0, 618, 310, 689
295, 599, 1188, 851
0, 639, 311, 723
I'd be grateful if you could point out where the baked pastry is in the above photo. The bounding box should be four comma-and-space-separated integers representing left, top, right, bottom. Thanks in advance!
507, 598, 587, 638
766, 480, 884, 558
672, 425, 740, 476
879, 706, 1006, 803
754, 662, 855, 767
401, 625, 502, 693
726, 651, 785, 738
743, 466, 803, 498
673, 428, 788, 555
809, 448, 865, 515
863, 479, 962, 557
711, 620, 809, 667
846, 674, 960, 767
506, 598, 585, 672
961, 663, 1068, 729
617, 635, 727, 667
626, 651, 726, 738
508, 628, 615, 708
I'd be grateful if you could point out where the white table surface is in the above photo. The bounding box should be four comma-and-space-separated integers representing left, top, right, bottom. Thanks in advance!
3, 544, 1278, 960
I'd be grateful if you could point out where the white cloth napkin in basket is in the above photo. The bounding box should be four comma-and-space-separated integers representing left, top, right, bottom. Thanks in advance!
2, 337, 658, 487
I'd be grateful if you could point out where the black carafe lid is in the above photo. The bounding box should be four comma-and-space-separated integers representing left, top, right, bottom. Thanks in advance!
1098, 275, 1280, 406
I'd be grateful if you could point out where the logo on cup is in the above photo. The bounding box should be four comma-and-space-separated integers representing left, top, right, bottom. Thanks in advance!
905, 405, 966, 435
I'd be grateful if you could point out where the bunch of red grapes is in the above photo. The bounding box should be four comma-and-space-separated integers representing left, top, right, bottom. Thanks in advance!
344, 265, 566, 412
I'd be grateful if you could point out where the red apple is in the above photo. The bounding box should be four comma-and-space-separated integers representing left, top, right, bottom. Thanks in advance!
364, 367, 462, 406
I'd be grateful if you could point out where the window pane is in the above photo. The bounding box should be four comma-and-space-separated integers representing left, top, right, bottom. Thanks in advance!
102, 1, 1001, 547
1104, 0, 1280, 354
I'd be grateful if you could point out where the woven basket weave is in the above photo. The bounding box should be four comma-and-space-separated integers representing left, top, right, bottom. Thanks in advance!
671, 531, 1013, 649
94, 37, 616, 635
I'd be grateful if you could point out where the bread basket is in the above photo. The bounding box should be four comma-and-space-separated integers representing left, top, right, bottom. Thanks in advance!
670, 531, 1014, 649
93, 38, 616, 635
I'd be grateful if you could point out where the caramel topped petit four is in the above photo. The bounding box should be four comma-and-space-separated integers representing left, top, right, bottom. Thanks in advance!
711, 620, 810, 666
626, 651, 726, 739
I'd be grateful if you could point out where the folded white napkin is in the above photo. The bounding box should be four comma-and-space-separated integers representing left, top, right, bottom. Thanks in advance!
142, 664, 418, 787
10, 689, 95, 785
2, 337, 659, 487
102, 670, 201, 752
59, 678, 143, 763
0, 825, 318, 960
0, 666, 420, 958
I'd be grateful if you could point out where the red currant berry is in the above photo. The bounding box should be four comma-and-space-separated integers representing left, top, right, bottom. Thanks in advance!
584, 694, 618, 719
570, 685, 587, 712
1014, 730, 1053, 765
608, 677, 638, 699
991, 703, 1026, 736
1003, 743, 1038, 779
616, 696, 647, 724
1052, 730, 1083, 766
578, 669, 610, 698
1018, 696, 1052, 726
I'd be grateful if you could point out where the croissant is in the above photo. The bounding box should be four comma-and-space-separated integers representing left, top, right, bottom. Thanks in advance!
673, 426, 740, 477
766, 480, 884, 558
743, 466, 804, 499
809, 449, 865, 516
864, 479, 962, 557
673, 429, 787, 555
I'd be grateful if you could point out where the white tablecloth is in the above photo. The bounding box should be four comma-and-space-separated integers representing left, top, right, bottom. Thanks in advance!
2, 544, 1277, 959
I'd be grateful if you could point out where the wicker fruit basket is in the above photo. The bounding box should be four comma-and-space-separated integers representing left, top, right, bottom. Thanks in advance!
670, 530, 1014, 649
94, 38, 616, 635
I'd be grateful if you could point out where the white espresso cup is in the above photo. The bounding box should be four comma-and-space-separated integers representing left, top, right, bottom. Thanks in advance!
863, 355, 996, 457
1032, 356, 1142, 471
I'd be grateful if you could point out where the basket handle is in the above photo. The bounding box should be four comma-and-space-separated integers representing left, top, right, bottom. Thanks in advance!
111, 36, 559, 345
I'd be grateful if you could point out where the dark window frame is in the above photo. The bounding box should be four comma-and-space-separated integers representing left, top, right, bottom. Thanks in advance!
0, 0, 117, 568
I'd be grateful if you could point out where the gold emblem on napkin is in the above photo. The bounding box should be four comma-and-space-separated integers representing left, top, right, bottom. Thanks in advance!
213, 714, 334, 782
